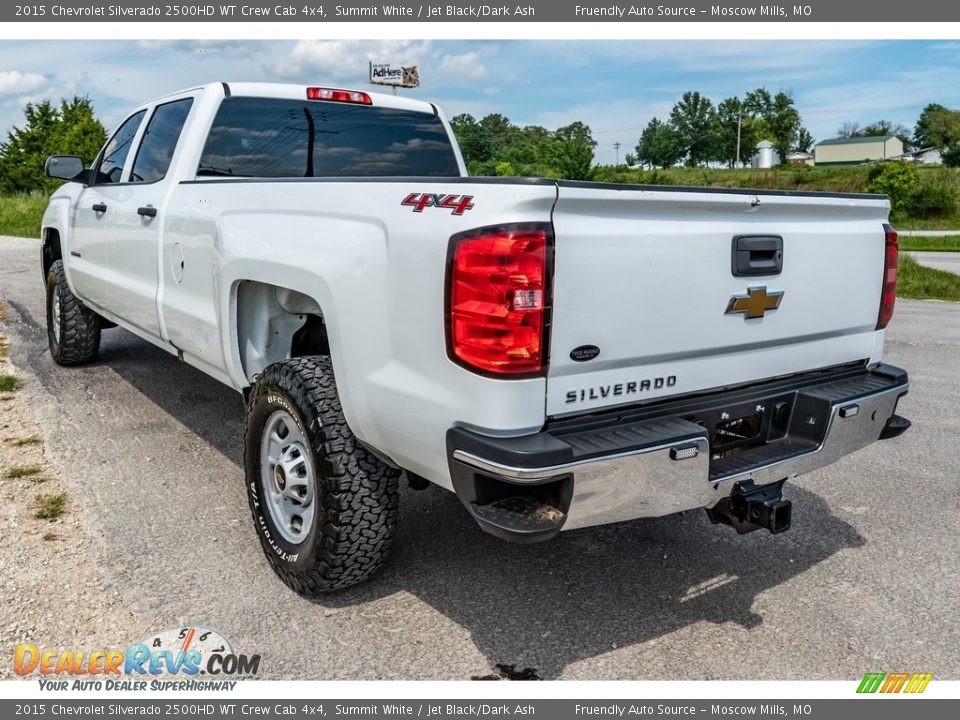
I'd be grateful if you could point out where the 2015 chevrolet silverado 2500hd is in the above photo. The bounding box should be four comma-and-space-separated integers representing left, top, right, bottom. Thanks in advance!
40, 82, 911, 595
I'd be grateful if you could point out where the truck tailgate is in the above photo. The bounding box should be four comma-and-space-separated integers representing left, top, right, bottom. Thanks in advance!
547, 184, 890, 417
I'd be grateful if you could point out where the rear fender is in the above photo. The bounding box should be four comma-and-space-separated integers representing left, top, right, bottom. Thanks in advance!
216, 211, 390, 445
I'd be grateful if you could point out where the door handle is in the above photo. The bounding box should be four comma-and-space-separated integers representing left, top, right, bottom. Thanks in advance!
91, 203, 107, 213
137, 206, 158, 218
732, 235, 783, 276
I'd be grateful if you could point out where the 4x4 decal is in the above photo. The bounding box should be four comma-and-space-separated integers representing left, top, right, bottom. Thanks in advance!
402, 193, 475, 216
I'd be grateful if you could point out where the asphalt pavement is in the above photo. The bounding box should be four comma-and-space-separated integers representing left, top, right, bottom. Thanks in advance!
898, 230, 960, 237
1, 234, 958, 681
909, 251, 960, 275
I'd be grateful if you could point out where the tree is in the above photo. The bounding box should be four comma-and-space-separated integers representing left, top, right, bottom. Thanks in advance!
743, 88, 774, 121
837, 121, 861, 138
549, 121, 596, 180
866, 162, 919, 216
634, 117, 683, 169
915, 104, 960, 166
742, 88, 805, 164
714, 97, 757, 167
766, 92, 802, 165
914, 103, 960, 152
0, 96, 107, 194
478, 113, 517, 151
942, 145, 960, 168
513, 125, 551, 171
795, 127, 814, 153
669, 91, 717, 166
449, 113, 493, 166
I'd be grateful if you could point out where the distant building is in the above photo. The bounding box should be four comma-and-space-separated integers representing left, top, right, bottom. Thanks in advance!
910, 147, 943, 165
786, 151, 815, 166
751, 140, 780, 169
814, 135, 904, 165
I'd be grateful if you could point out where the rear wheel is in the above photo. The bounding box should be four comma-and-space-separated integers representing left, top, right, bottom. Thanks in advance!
46, 260, 101, 366
244, 356, 400, 595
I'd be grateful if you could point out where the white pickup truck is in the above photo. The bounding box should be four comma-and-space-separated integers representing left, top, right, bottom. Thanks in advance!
41, 82, 910, 594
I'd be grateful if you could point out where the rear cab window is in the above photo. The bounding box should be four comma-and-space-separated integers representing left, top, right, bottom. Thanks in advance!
197, 97, 461, 178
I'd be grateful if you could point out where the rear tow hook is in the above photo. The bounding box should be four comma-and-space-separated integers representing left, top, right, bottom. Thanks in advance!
706, 479, 792, 535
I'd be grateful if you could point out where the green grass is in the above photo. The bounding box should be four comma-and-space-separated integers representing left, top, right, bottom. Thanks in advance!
6, 435, 42, 447
899, 236, 960, 252
34, 492, 67, 520
0, 193, 47, 238
898, 253, 960, 302
593, 165, 877, 193
0, 374, 24, 392
5, 465, 42, 479
896, 217, 960, 231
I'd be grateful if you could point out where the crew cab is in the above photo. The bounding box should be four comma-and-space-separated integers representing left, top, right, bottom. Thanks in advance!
40, 82, 910, 594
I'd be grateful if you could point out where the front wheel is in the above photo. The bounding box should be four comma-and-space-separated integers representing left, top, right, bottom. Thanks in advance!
244, 356, 400, 595
46, 260, 101, 365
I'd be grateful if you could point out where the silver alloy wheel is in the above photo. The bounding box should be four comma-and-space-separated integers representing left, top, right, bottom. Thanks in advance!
51, 288, 62, 345
259, 409, 317, 545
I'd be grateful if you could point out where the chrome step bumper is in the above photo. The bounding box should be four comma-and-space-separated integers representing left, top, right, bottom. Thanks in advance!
448, 364, 909, 541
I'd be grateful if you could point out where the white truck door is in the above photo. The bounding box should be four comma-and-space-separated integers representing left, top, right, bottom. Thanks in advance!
99, 97, 195, 339
68, 109, 146, 309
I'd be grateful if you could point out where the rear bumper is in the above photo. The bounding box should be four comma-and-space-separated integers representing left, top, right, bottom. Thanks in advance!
447, 363, 909, 542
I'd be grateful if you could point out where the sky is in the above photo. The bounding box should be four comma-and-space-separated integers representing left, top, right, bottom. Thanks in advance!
0, 39, 959, 165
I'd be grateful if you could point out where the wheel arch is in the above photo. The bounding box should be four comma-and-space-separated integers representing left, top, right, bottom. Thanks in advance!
234, 280, 331, 384
41, 227, 62, 281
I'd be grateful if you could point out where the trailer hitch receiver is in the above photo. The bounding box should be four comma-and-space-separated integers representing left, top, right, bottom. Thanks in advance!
706, 479, 792, 535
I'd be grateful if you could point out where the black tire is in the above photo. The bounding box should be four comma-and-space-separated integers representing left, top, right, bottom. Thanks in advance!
244, 356, 401, 595
46, 260, 101, 366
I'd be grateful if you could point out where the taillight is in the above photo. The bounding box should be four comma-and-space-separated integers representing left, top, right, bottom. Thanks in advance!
306, 87, 372, 105
877, 223, 899, 330
447, 224, 551, 376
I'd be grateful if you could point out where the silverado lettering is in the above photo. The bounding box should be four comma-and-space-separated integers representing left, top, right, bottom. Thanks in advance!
565, 376, 678, 404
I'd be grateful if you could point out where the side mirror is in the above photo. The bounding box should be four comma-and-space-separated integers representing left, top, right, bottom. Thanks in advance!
45, 155, 85, 181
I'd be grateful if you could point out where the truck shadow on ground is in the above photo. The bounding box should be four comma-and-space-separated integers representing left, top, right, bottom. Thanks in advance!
99, 330, 865, 680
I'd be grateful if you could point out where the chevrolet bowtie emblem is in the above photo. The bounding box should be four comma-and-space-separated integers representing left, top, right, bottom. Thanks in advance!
725, 286, 784, 319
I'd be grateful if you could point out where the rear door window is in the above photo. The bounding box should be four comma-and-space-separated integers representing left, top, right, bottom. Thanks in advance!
129, 98, 194, 183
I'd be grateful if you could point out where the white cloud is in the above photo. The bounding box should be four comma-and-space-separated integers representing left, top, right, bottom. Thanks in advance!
0, 70, 45, 96
272, 41, 494, 91
437, 51, 487, 81
274, 40, 432, 81
539, 40, 874, 76
796, 65, 960, 141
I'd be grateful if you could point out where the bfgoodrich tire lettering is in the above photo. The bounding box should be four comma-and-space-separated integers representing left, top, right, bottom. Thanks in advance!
244, 356, 400, 595
46, 259, 101, 365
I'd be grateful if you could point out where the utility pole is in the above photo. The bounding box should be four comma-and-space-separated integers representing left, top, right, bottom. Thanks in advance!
735, 110, 742, 168
614, 142, 621, 168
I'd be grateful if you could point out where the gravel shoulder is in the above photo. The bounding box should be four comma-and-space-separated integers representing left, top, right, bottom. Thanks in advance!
0, 300, 152, 678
